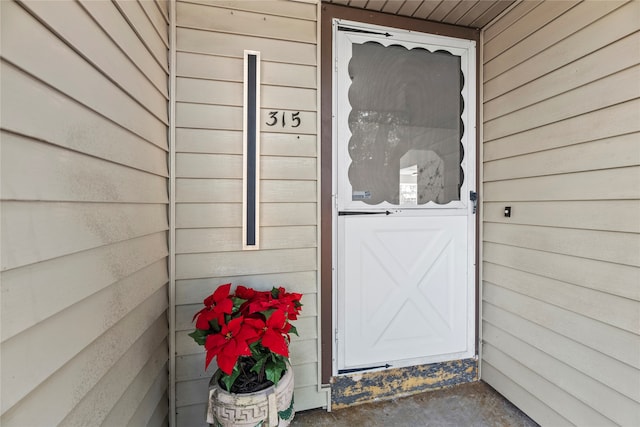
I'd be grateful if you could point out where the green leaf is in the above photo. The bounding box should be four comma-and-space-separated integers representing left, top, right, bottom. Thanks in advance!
231, 297, 247, 311
209, 318, 221, 333
220, 367, 241, 392
250, 356, 267, 375
265, 357, 287, 385
271, 287, 280, 298
288, 325, 298, 336
262, 308, 276, 320
188, 329, 207, 346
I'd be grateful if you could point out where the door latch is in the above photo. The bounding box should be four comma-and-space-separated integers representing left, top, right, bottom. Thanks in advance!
470, 191, 478, 214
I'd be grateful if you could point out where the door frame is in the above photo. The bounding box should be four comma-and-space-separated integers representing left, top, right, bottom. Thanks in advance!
320, 3, 481, 384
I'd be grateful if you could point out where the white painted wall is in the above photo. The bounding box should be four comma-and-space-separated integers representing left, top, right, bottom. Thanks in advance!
0, 1, 170, 425
173, 1, 326, 425
480, 1, 640, 425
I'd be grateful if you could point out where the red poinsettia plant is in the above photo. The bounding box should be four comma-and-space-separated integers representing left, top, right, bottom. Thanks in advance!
189, 283, 302, 393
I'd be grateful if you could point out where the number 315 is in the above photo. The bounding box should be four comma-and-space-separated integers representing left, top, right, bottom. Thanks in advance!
266, 111, 301, 128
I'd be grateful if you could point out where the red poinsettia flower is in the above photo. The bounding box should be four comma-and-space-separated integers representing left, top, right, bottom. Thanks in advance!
275, 288, 303, 320
234, 285, 256, 300
193, 283, 234, 330
261, 309, 292, 357
204, 317, 258, 373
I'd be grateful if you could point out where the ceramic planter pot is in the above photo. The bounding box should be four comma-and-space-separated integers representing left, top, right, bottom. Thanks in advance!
206, 365, 295, 427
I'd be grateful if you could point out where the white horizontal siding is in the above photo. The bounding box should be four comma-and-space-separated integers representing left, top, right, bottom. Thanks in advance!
0, 1, 170, 426
481, 1, 640, 425
174, 1, 326, 424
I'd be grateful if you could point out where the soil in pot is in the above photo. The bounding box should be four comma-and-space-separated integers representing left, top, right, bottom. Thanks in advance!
219, 358, 276, 394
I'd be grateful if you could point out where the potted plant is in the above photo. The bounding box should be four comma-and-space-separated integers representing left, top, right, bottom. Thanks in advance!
189, 283, 303, 427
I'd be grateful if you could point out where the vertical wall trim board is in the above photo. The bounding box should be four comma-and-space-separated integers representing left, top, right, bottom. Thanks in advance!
315, 0, 330, 406
169, 1, 177, 426
242, 50, 261, 250
477, 26, 485, 380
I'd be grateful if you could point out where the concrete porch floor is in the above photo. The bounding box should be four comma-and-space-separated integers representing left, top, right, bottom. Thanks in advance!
292, 381, 539, 426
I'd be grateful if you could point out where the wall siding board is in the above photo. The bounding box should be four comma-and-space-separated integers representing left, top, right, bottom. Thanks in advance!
483, 302, 640, 403
1, 2, 166, 145
0, 1, 169, 424
484, 65, 640, 141
176, 102, 317, 134
481, 2, 640, 424
177, 2, 316, 42
484, 1, 640, 101
483, 99, 640, 162
59, 333, 169, 427
181, 0, 317, 21
260, 133, 318, 157
484, 1, 621, 80
482, 1, 542, 43
113, 0, 169, 68
1, 291, 168, 424
483, 200, 640, 233
481, 362, 571, 426
19, 0, 169, 123
79, 0, 168, 97
483, 0, 575, 63
147, 400, 170, 427
155, 0, 169, 21
175, 77, 242, 106
176, 52, 317, 88
1, 133, 168, 203
176, 179, 317, 203
484, 323, 636, 426
1, 201, 168, 271
176, 203, 317, 228
175, 271, 318, 305
1, 233, 168, 342
1, 65, 168, 173
177, 27, 316, 65
484, 33, 640, 121
483, 134, 640, 182
174, 0, 325, 418
482, 343, 617, 426
175, 128, 242, 154
483, 167, 640, 202
175, 248, 317, 280
484, 222, 640, 267
1, 264, 168, 414
138, 0, 170, 47
102, 349, 169, 427
176, 154, 317, 180
483, 243, 640, 302
484, 283, 640, 369
176, 226, 317, 253
483, 263, 639, 334
126, 367, 169, 427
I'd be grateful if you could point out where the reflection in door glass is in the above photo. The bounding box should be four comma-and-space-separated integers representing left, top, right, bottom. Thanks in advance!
348, 42, 463, 205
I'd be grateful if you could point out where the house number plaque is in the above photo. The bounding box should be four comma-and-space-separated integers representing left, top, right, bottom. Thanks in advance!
265, 111, 302, 128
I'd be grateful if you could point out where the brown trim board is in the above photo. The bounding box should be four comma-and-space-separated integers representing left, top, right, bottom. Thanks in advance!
320, 3, 481, 385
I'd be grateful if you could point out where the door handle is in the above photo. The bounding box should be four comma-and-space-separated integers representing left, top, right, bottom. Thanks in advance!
338, 211, 393, 216
470, 191, 478, 214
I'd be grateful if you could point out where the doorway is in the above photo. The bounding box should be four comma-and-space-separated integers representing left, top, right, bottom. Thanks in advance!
332, 20, 477, 374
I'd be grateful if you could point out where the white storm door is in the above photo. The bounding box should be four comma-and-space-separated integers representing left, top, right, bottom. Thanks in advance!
333, 21, 477, 373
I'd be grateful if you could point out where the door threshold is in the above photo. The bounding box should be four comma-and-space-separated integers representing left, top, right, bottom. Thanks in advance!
330, 358, 478, 409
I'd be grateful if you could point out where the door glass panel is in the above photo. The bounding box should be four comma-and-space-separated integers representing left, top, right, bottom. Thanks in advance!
348, 42, 463, 206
